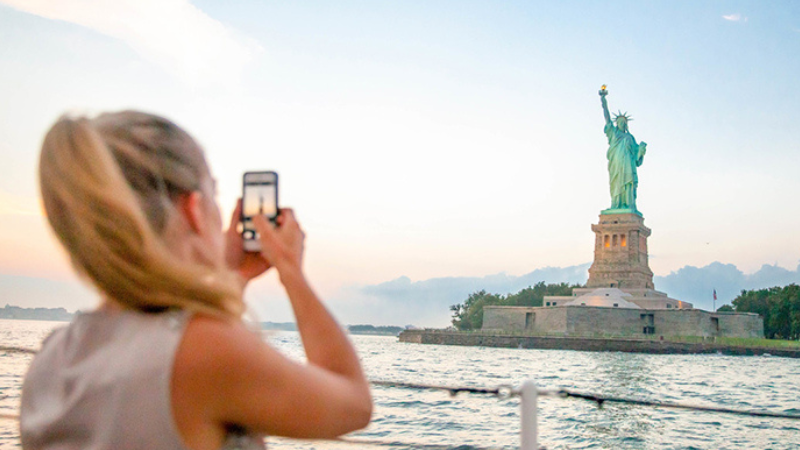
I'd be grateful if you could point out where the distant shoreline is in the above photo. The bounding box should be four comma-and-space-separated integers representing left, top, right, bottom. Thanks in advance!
399, 330, 800, 358
0, 305, 74, 322
0, 307, 406, 335
263, 322, 405, 336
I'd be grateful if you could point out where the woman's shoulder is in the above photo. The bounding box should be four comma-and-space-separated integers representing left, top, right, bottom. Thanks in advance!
170, 314, 272, 449
175, 314, 267, 375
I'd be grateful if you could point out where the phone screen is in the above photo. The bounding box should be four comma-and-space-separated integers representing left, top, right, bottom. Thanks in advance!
242, 171, 278, 252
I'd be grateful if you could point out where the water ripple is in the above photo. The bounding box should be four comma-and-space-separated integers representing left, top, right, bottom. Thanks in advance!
3, 322, 800, 449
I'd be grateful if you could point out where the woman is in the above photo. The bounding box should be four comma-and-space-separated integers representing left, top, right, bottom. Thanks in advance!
20, 111, 372, 450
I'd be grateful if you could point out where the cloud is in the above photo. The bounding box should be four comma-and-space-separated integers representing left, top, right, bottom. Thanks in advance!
331, 264, 591, 327
0, 0, 261, 88
722, 13, 747, 22
328, 261, 800, 327
654, 262, 800, 310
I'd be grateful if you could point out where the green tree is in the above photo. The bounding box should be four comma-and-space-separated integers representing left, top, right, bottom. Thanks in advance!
789, 284, 800, 340
732, 284, 800, 340
770, 284, 800, 340
716, 304, 734, 312
505, 282, 578, 306
450, 290, 503, 330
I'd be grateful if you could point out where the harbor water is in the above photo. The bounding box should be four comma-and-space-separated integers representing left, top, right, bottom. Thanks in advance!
1, 319, 799, 449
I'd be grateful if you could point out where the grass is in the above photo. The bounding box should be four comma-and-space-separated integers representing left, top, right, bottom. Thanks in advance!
661, 335, 800, 349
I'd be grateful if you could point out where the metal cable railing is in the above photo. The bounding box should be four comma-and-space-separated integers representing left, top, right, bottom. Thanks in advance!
0, 345, 37, 354
373, 380, 800, 420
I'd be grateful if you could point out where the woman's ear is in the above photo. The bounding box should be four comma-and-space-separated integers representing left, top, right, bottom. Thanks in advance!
175, 191, 204, 234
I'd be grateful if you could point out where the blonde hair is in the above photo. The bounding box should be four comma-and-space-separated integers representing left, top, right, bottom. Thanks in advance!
39, 111, 244, 318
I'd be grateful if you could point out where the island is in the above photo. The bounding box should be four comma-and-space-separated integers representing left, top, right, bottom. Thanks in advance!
0, 305, 74, 322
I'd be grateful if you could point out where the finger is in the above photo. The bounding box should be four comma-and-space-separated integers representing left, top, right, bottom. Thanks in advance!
277, 208, 297, 228
253, 214, 278, 247
275, 208, 291, 226
232, 198, 243, 222
280, 208, 305, 240
227, 198, 243, 239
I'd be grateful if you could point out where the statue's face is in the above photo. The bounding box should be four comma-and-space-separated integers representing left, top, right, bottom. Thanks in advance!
616, 118, 628, 132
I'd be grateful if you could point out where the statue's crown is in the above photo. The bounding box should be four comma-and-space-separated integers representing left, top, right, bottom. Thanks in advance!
613, 110, 632, 121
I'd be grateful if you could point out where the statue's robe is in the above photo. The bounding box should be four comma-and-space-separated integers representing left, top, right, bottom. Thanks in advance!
604, 122, 645, 210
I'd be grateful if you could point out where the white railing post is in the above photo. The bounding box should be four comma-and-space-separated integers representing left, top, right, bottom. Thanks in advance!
519, 379, 538, 450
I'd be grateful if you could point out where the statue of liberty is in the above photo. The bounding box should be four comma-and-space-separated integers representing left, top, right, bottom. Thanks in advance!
599, 86, 647, 214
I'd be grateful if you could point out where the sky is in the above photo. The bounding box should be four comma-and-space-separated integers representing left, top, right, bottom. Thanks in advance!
1, 1, 799, 326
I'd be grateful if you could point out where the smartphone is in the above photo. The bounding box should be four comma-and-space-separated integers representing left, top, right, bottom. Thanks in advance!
241, 171, 279, 252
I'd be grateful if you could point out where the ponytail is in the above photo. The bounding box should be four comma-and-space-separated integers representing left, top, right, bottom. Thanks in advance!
39, 113, 244, 318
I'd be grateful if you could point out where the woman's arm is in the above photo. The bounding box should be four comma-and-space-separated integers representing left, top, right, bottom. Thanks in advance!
173, 315, 372, 442
173, 209, 371, 449
253, 210, 365, 377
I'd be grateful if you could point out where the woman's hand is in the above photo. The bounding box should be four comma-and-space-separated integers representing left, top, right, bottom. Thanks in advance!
252, 208, 305, 276
177, 207, 372, 444
225, 199, 271, 285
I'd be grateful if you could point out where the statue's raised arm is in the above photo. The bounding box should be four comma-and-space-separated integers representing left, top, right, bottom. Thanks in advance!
598, 86, 647, 215
599, 85, 611, 125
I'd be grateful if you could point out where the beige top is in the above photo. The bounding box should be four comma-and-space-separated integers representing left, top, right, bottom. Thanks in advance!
21, 308, 265, 450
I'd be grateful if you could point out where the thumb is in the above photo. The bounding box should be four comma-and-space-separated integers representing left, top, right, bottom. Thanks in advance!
253, 215, 279, 250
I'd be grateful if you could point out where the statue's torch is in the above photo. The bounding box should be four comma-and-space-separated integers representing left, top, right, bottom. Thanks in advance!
599, 84, 608, 97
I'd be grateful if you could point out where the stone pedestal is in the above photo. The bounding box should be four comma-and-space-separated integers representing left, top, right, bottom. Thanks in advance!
586, 213, 654, 289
